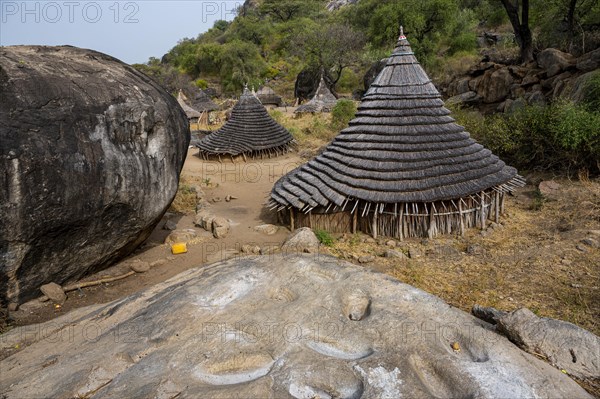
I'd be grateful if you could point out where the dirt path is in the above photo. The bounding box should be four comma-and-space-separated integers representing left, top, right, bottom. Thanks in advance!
8, 149, 303, 327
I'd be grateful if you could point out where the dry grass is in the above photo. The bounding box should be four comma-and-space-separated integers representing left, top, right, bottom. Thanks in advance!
168, 176, 198, 214
324, 177, 600, 335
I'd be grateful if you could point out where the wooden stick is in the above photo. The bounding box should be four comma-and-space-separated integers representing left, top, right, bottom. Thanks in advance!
352, 210, 358, 234
372, 206, 378, 239
458, 200, 465, 236
480, 191, 486, 229
63, 271, 135, 292
495, 191, 500, 223
290, 208, 295, 231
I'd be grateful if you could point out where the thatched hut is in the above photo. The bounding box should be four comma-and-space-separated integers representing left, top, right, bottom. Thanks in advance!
196, 87, 295, 161
177, 90, 202, 122
270, 30, 525, 239
295, 75, 338, 114
256, 86, 283, 108
188, 89, 219, 125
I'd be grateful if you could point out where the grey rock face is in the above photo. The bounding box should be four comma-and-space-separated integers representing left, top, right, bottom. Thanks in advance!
537, 48, 576, 77
497, 308, 600, 385
281, 227, 320, 253
0, 255, 590, 398
0, 46, 189, 305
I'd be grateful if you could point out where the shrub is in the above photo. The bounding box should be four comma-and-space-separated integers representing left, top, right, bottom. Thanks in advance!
453, 101, 600, 175
314, 229, 334, 246
330, 99, 357, 130
194, 79, 208, 89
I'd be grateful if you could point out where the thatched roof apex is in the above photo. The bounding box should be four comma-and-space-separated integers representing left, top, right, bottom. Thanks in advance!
256, 86, 283, 106
272, 32, 523, 211
196, 87, 294, 157
295, 76, 338, 113
190, 88, 219, 112
177, 91, 202, 119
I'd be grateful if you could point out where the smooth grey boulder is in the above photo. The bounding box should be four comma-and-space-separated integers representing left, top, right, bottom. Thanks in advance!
281, 227, 320, 253
0, 46, 189, 305
0, 255, 591, 398
496, 308, 600, 385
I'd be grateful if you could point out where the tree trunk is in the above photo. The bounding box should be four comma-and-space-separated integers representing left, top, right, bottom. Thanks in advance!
500, 0, 534, 63
567, 0, 578, 35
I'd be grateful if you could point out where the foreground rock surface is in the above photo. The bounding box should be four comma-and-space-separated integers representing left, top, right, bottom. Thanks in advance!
497, 308, 600, 384
0, 255, 590, 398
0, 46, 189, 305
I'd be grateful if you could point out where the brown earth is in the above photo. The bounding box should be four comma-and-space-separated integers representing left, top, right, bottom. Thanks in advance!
4, 132, 599, 341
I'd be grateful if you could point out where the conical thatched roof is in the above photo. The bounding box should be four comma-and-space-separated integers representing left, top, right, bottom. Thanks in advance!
177, 91, 201, 120
190, 89, 219, 112
272, 32, 524, 212
295, 76, 338, 113
256, 86, 282, 107
196, 87, 294, 159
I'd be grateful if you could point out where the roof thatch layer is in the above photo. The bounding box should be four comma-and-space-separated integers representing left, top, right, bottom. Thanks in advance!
177, 91, 201, 120
256, 86, 283, 107
190, 89, 219, 113
271, 32, 524, 214
295, 76, 338, 113
196, 87, 295, 159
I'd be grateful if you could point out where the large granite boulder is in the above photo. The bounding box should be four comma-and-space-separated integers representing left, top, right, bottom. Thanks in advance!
0, 255, 591, 398
537, 48, 576, 77
0, 46, 189, 306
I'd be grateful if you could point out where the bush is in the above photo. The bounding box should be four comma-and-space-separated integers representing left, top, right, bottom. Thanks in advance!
453, 101, 600, 175
330, 99, 357, 130
314, 229, 334, 246
194, 79, 208, 89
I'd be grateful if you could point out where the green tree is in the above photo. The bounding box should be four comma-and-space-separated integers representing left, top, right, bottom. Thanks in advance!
219, 40, 268, 93
295, 23, 366, 85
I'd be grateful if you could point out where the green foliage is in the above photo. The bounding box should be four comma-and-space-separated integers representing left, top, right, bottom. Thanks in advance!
194, 79, 208, 89
579, 70, 600, 111
330, 99, 357, 130
219, 40, 268, 93
337, 68, 360, 93
453, 101, 600, 175
314, 229, 334, 246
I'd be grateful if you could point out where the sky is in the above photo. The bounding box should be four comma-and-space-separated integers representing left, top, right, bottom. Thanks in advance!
0, 0, 244, 64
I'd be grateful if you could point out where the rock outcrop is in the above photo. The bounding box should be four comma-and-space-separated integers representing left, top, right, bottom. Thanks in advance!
0, 255, 591, 398
0, 46, 190, 306
443, 46, 599, 113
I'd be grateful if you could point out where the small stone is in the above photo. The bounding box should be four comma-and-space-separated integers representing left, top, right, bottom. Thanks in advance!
581, 237, 599, 248
466, 244, 485, 256
363, 238, 376, 244
38, 296, 49, 303
225, 195, 231, 202
384, 249, 407, 259
358, 255, 375, 264
40, 282, 66, 304
571, 283, 583, 289
281, 228, 320, 253
212, 197, 222, 203
386, 240, 396, 248
163, 220, 177, 231
576, 244, 589, 253
253, 224, 279, 235
561, 259, 572, 266
538, 181, 561, 198
8, 303, 19, 311
241, 245, 261, 254
408, 248, 423, 259
129, 261, 150, 273
165, 229, 197, 245
212, 217, 230, 239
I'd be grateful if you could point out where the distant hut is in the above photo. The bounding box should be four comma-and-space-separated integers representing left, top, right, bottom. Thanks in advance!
196, 87, 295, 161
177, 90, 202, 123
295, 75, 338, 114
270, 29, 525, 239
189, 89, 219, 125
256, 86, 283, 109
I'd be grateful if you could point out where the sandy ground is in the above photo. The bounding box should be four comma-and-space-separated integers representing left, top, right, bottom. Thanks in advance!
6, 148, 600, 341
8, 148, 304, 327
